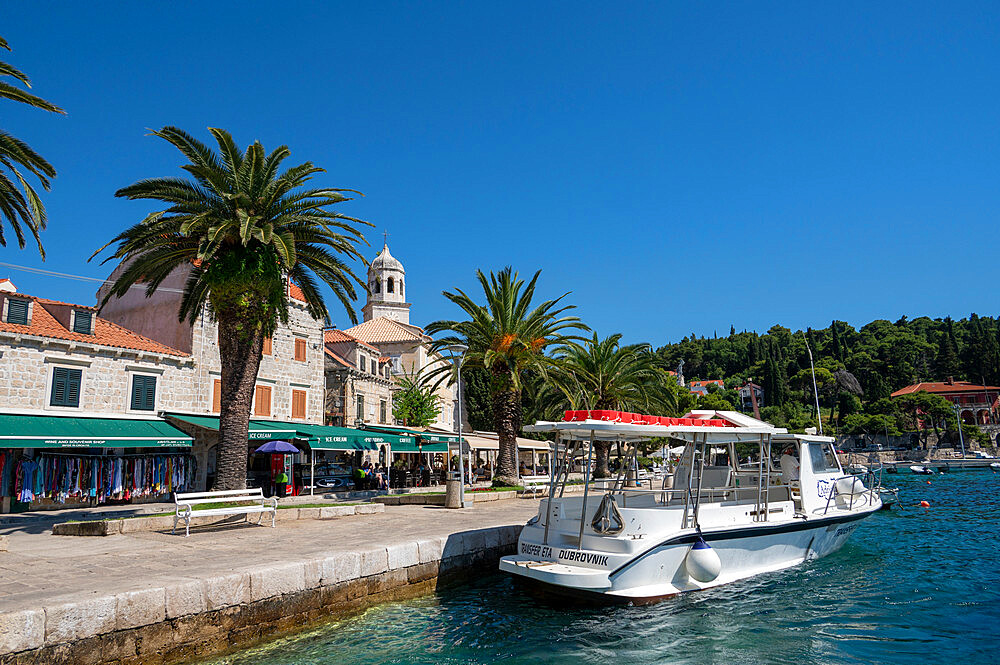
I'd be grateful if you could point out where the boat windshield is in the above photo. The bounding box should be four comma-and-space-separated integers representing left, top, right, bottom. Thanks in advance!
807, 442, 840, 473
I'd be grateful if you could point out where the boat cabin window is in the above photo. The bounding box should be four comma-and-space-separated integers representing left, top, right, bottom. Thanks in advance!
807, 443, 840, 474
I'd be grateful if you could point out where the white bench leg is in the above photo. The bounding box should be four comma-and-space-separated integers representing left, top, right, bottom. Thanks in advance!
271, 509, 276, 528
172, 514, 177, 535
185, 515, 190, 538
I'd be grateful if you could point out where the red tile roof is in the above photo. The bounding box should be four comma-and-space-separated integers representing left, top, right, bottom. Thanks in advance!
345, 317, 425, 344
891, 381, 1000, 397
0, 294, 188, 356
690, 379, 724, 388
288, 282, 306, 302
324, 329, 380, 353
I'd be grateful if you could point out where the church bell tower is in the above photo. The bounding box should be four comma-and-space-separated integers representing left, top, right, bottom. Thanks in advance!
362, 241, 411, 324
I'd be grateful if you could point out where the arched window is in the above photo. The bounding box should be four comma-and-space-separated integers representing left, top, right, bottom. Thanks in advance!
373, 279, 380, 294
387, 277, 394, 293
399, 280, 403, 298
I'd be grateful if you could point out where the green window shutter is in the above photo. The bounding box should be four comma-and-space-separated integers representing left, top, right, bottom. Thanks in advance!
66, 370, 81, 407
72, 310, 93, 334
131, 375, 156, 411
6, 299, 28, 325
51, 367, 67, 405
51, 367, 82, 407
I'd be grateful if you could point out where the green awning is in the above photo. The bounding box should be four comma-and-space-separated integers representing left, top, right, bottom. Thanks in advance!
362, 425, 453, 453
165, 414, 298, 440
292, 423, 413, 451
0, 414, 193, 449
389, 439, 448, 453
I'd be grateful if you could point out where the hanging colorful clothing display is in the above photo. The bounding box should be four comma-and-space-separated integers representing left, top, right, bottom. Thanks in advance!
6, 453, 196, 505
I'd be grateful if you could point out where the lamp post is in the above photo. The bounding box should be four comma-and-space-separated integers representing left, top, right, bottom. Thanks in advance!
447, 343, 469, 508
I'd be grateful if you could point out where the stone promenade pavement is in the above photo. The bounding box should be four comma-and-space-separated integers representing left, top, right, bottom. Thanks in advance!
0, 499, 538, 614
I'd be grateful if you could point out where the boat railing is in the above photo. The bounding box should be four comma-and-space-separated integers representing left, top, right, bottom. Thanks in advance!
822, 475, 871, 515
586, 484, 794, 509
865, 459, 883, 506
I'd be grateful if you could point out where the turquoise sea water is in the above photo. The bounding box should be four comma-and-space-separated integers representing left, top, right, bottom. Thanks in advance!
202, 472, 1000, 665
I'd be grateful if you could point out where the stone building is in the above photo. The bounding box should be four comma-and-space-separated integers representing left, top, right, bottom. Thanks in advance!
323, 329, 394, 427
343, 243, 458, 432
0, 285, 196, 414
97, 263, 326, 488
891, 378, 1000, 426
0, 282, 197, 511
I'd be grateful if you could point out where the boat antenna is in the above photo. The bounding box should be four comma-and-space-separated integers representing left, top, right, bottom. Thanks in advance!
802, 331, 823, 435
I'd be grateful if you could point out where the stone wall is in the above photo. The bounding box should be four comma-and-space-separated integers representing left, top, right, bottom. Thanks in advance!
0, 340, 194, 415
97, 263, 327, 425
0, 525, 522, 665
324, 364, 394, 427
192, 301, 325, 424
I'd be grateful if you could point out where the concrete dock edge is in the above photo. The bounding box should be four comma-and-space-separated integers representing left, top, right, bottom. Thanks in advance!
0, 524, 523, 665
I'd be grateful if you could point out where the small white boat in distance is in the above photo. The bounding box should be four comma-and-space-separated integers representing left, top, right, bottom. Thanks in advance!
909, 465, 935, 475
500, 410, 882, 602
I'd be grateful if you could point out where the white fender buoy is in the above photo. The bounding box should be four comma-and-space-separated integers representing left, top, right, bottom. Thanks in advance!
685, 537, 722, 583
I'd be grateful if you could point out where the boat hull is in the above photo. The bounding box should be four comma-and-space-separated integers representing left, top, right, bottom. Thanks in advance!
500, 509, 877, 603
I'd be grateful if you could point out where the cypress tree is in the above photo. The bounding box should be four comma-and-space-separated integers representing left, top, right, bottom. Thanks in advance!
935, 326, 961, 379
831, 320, 843, 363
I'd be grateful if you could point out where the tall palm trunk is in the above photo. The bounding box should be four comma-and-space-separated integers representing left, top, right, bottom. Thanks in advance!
593, 440, 612, 478
492, 388, 521, 485
215, 312, 266, 490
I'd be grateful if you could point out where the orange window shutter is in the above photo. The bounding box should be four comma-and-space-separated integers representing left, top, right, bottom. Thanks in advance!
254, 386, 271, 417
295, 338, 306, 361
263, 336, 272, 356
292, 390, 306, 419
212, 380, 221, 413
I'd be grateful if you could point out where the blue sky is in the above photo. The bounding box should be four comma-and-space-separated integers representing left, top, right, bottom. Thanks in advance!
1, 2, 998, 344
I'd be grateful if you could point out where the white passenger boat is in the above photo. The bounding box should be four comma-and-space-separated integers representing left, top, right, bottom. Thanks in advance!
500, 410, 882, 603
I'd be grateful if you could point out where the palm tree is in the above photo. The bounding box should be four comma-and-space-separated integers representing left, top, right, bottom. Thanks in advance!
93, 127, 370, 489
0, 36, 65, 257
392, 366, 443, 427
549, 333, 678, 477
427, 267, 587, 485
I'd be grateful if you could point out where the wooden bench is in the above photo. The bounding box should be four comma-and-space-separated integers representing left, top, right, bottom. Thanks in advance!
520, 475, 550, 497
173, 488, 277, 537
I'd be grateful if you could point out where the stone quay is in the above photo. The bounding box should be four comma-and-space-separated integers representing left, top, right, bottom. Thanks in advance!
0, 499, 537, 665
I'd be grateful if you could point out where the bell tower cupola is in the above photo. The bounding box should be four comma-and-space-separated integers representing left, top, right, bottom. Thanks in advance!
362, 239, 411, 324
